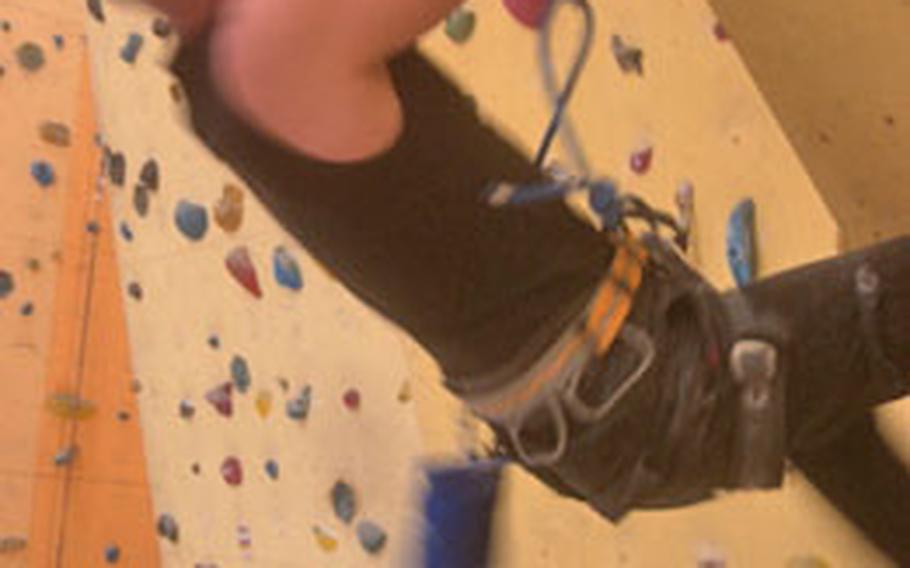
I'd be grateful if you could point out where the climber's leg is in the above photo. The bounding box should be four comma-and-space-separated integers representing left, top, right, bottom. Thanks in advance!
791, 412, 910, 566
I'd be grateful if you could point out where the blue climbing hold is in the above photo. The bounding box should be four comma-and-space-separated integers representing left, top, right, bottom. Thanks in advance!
174, 200, 208, 241
286, 386, 312, 420
265, 459, 280, 480
104, 544, 120, 564
587, 180, 622, 230
230, 355, 251, 393
726, 198, 757, 287
331, 480, 357, 524
120, 33, 144, 64
119, 221, 133, 242
273, 246, 303, 291
31, 160, 55, 187
356, 520, 387, 555
53, 35, 65, 50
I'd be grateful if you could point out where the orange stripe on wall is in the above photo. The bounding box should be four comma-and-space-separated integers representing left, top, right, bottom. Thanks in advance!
28, 58, 161, 568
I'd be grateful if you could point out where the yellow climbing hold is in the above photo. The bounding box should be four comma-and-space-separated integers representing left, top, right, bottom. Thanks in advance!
255, 390, 273, 418
786, 555, 831, 568
46, 393, 96, 420
312, 526, 338, 552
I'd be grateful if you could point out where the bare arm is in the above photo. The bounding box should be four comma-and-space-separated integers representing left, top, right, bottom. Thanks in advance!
149, 0, 466, 162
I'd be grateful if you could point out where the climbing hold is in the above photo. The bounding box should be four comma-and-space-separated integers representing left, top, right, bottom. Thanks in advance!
156, 514, 179, 543
312, 526, 338, 553
0, 20, 10, 32
87, 0, 105, 22
236, 525, 252, 549
277, 378, 290, 393
190, 463, 201, 475
255, 390, 273, 418
205, 383, 233, 417
286, 386, 312, 420
127, 282, 143, 301
86, 221, 101, 234
47, 393, 97, 420
107, 151, 126, 186
356, 520, 388, 555
133, 185, 150, 217
611, 35, 644, 75
152, 17, 172, 39
264, 459, 280, 480
169, 83, 183, 104
786, 555, 830, 568
330, 480, 357, 524
179, 400, 196, 420
221, 456, 243, 487
445, 7, 476, 44
130, 379, 142, 393
713, 22, 730, 42
342, 388, 361, 411
116, 411, 130, 422
16, 42, 45, 72
120, 33, 144, 64
726, 198, 757, 287
31, 160, 56, 187
0, 271, 14, 299
20, 302, 34, 317
139, 159, 159, 190
230, 355, 252, 393
214, 184, 244, 233
629, 146, 653, 175
0, 537, 26, 553
397, 381, 412, 403
104, 545, 120, 564
54, 446, 77, 466
53, 35, 65, 50
273, 247, 303, 291
26, 258, 41, 272
503, 0, 550, 28
207, 334, 220, 349
119, 221, 133, 242
39, 121, 71, 147
226, 247, 262, 299
175, 200, 208, 241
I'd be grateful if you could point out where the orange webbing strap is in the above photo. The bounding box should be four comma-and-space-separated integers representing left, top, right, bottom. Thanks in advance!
469, 238, 648, 419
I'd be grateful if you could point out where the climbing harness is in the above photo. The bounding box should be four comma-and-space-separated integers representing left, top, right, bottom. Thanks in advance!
466, 0, 790, 520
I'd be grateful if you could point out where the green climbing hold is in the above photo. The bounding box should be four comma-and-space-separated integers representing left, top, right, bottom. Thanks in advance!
16, 42, 45, 72
445, 7, 476, 44
156, 514, 179, 543
330, 480, 357, 524
356, 520, 387, 555
0, 270, 14, 299
230, 355, 252, 393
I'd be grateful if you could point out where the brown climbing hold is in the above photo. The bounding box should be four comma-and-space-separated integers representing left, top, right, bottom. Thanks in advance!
214, 184, 244, 233
47, 393, 97, 420
221, 456, 243, 487
16, 42, 45, 72
226, 247, 262, 298
397, 381, 412, 403
39, 121, 71, 147
0, 536, 27, 554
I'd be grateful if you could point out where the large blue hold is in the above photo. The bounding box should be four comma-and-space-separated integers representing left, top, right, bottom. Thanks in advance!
273, 246, 303, 291
726, 198, 757, 287
174, 200, 208, 241
423, 459, 504, 568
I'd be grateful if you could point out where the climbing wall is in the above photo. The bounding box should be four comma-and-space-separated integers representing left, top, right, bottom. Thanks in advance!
84, 1, 427, 566
74, 0, 902, 567
424, 1, 894, 567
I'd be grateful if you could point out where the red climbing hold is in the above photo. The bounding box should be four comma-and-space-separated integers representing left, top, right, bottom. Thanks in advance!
225, 247, 262, 299
205, 383, 233, 417
221, 456, 243, 487
713, 22, 730, 42
503, 0, 551, 29
630, 146, 654, 175
342, 389, 361, 411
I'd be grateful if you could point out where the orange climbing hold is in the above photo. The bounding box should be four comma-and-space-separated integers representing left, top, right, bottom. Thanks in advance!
312, 526, 338, 553
255, 390, 273, 418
